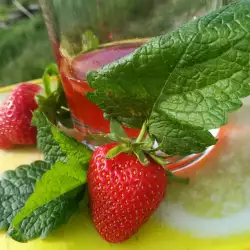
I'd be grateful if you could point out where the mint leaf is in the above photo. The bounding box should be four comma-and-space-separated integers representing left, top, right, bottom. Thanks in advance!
33, 110, 91, 164
8, 192, 81, 242
42, 63, 58, 97
0, 160, 83, 242
11, 158, 88, 239
36, 63, 73, 128
0, 161, 50, 230
51, 126, 92, 167
82, 30, 99, 53
9, 111, 92, 242
87, 0, 250, 155
61, 30, 99, 58
32, 110, 67, 165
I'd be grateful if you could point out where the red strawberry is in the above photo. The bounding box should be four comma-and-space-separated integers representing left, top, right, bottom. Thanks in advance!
88, 143, 167, 243
0, 83, 41, 149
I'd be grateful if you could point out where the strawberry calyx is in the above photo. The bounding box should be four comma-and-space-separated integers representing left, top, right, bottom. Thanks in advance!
105, 119, 189, 184
105, 119, 149, 165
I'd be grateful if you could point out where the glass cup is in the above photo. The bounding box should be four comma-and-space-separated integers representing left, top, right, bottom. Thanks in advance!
39, 0, 234, 170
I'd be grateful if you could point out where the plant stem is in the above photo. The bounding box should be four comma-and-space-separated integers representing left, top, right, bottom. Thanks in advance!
166, 169, 189, 184
135, 122, 148, 143
149, 153, 166, 165
149, 153, 189, 184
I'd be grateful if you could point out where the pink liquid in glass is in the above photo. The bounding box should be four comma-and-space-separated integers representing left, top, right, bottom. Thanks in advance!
60, 44, 140, 137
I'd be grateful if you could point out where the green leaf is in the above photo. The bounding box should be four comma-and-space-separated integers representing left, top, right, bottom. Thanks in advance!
110, 118, 128, 138
0, 161, 50, 231
32, 110, 67, 165
133, 148, 149, 166
84, 133, 113, 146
166, 169, 189, 185
11, 158, 88, 236
42, 63, 60, 96
105, 133, 131, 144
106, 144, 130, 159
105, 133, 123, 143
36, 63, 73, 128
82, 30, 99, 53
0, 160, 85, 242
51, 126, 92, 167
86, 0, 250, 155
32, 110, 91, 165
141, 135, 155, 150
8, 192, 81, 242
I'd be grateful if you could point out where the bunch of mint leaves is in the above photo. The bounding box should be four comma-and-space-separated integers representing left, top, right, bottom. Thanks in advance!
1, 0, 250, 243
1, 110, 91, 242
0, 66, 92, 242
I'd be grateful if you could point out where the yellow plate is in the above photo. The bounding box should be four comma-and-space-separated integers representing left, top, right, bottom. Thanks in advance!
1, 82, 250, 250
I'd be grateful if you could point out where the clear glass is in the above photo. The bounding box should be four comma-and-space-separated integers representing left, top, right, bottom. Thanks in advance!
39, 0, 234, 170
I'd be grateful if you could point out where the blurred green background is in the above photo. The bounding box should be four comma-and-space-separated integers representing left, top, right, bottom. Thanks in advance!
0, 0, 233, 87
0, 0, 54, 87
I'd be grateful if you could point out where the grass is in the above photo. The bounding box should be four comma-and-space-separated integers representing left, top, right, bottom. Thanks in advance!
0, 14, 54, 86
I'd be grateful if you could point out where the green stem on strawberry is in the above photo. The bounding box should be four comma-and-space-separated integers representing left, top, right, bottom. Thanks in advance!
146, 141, 164, 153
149, 153, 189, 184
106, 144, 130, 159
148, 153, 169, 167
135, 121, 148, 143
133, 147, 149, 166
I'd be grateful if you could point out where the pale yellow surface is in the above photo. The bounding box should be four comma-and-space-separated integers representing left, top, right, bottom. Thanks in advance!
0, 84, 250, 250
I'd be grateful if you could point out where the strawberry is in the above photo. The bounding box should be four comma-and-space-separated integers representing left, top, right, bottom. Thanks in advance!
0, 83, 41, 149
88, 143, 167, 243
